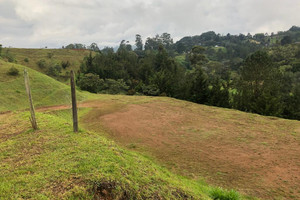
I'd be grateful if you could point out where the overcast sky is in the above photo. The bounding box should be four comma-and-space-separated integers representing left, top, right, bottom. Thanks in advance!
0, 0, 299, 48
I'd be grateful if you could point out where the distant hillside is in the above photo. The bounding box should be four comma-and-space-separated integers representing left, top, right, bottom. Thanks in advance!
0, 59, 93, 112
175, 26, 300, 61
1, 48, 94, 81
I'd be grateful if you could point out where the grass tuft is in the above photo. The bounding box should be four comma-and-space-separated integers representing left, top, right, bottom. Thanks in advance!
210, 187, 241, 200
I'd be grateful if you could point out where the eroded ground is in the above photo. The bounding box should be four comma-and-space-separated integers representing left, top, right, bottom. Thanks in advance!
80, 98, 300, 199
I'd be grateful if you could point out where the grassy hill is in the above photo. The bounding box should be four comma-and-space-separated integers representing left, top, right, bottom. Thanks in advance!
0, 59, 94, 112
80, 97, 300, 199
0, 59, 241, 199
1, 48, 93, 78
1, 59, 299, 199
0, 110, 226, 199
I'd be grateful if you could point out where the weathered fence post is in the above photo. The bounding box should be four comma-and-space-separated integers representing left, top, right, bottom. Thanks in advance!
70, 70, 78, 132
24, 69, 38, 130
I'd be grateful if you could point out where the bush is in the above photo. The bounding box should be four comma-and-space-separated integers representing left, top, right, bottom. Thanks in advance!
37, 59, 47, 69
3, 50, 15, 63
77, 73, 102, 93
210, 187, 240, 200
24, 58, 29, 63
47, 52, 54, 58
141, 84, 160, 96
61, 60, 71, 69
47, 65, 62, 77
7, 66, 19, 76
99, 79, 129, 94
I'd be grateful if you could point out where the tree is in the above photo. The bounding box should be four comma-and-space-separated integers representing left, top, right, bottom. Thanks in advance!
281, 36, 292, 45
88, 43, 100, 52
188, 66, 210, 104
77, 73, 102, 93
188, 46, 207, 66
0, 44, 2, 56
135, 34, 143, 51
234, 51, 283, 116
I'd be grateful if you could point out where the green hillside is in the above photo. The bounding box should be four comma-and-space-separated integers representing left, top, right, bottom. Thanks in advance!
0, 59, 242, 199
1, 48, 94, 79
0, 110, 223, 199
0, 59, 94, 112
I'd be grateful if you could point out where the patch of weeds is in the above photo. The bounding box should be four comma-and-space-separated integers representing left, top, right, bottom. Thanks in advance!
127, 143, 137, 149
7, 66, 19, 76
63, 185, 92, 200
210, 187, 241, 200
261, 142, 268, 146
91, 180, 134, 200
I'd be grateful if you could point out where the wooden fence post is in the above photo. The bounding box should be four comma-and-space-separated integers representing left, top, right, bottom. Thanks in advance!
70, 70, 78, 132
24, 69, 38, 130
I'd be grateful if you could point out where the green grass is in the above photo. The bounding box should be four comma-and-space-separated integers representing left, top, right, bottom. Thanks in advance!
0, 59, 95, 112
2, 48, 94, 76
0, 110, 223, 199
210, 187, 241, 200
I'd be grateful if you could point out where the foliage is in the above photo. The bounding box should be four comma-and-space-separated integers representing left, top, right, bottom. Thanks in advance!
6, 66, 19, 76
61, 60, 71, 69
281, 35, 292, 45
3, 49, 15, 62
141, 84, 160, 96
24, 57, 29, 62
77, 73, 102, 93
210, 187, 241, 200
47, 64, 62, 77
65, 43, 86, 49
76, 30, 300, 120
88, 42, 100, 52
234, 51, 283, 116
37, 59, 47, 69
99, 79, 129, 94
47, 52, 54, 58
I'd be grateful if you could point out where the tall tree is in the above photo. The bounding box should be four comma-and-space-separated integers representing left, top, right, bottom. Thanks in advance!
135, 34, 143, 51
234, 51, 283, 116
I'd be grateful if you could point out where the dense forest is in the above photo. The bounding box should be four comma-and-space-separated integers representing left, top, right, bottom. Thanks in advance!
73, 26, 300, 120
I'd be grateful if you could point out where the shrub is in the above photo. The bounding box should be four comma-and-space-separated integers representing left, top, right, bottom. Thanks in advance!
24, 58, 29, 63
7, 66, 19, 76
99, 79, 129, 94
210, 187, 240, 200
37, 59, 47, 69
141, 84, 160, 96
3, 50, 15, 63
47, 52, 54, 58
61, 60, 71, 69
77, 73, 102, 93
47, 64, 62, 77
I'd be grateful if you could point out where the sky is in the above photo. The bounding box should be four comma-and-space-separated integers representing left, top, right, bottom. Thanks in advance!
0, 0, 299, 48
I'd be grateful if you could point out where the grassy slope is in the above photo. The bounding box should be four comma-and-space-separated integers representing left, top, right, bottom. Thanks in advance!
0, 60, 95, 112
80, 96, 300, 199
0, 60, 242, 199
0, 107, 235, 199
3, 48, 93, 76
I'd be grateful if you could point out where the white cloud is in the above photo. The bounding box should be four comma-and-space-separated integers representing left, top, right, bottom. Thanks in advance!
0, 0, 299, 48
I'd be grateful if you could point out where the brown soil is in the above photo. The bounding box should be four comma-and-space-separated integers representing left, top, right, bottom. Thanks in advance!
82, 100, 300, 200
2, 98, 299, 199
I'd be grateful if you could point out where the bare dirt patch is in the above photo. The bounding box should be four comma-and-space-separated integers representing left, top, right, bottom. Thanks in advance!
82, 99, 300, 199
